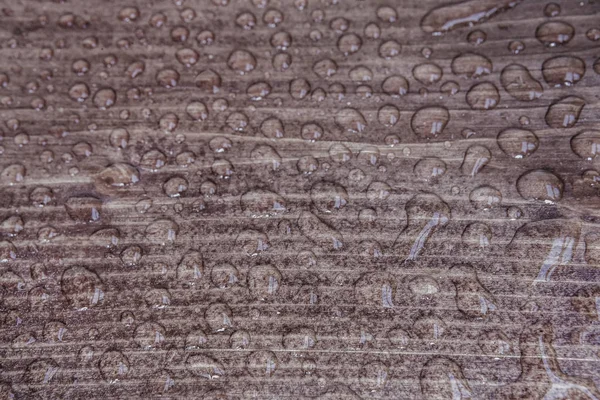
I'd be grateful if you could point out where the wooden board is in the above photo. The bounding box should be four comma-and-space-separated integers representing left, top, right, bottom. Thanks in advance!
0, 0, 599, 398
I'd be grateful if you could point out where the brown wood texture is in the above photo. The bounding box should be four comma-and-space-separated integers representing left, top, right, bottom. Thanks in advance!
0, 0, 600, 398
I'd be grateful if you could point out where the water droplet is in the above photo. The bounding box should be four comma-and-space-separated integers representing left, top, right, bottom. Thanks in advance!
337, 33, 362, 55
313, 58, 338, 78
516, 169, 564, 202
411, 106, 450, 138
98, 351, 129, 382
544, 2, 561, 17
247, 350, 278, 378
176, 48, 199, 67
571, 130, 600, 160
379, 40, 401, 59
156, 68, 180, 88
461, 145, 491, 176
467, 29, 487, 45
29, 187, 54, 207
440, 81, 460, 96
311, 181, 348, 213
451, 53, 492, 78
283, 327, 317, 350
450, 263, 497, 317
250, 145, 282, 170
421, 0, 522, 34
377, 104, 400, 127
61, 266, 103, 309
171, 26, 189, 42
355, 272, 395, 308
398, 193, 450, 260
211, 263, 239, 289
68, 82, 90, 102
228, 49, 257, 74
364, 22, 381, 39
97, 163, 140, 187
542, 56, 585, 87
289, 78, 311, 99
247, 81, 271, 100
186, 354, 225, 379
297, 155, 319, 174
382, 75, 409, 96
121, 245, 142, 266
469, 186, 502, 209
328, 144, 352, 164
205, 302, 233, 332
413, 63, 443, 85
466, 82, 499, 110
414, 157, 447, 180
241, 189, 286, 216
509, 219, 580, 283
195, 69, 222, 93
500, 64, 543, 101
65, 196, 102, 222
508, 40, 525, 54
92, 88, 116, 109
23, 359, 60, 389
273, 52, 292, 71
226, 112, 249, 133
497, 128, 539, 158
507, 206, 524, 220
335, 108, 367, 134
261, 117, 285, 138
545, 96, 585, 128
536, 21, 575, 47
134, 321, 166, 350
118, 6, 140, 22
263, 8, 283, 27
1, 164, 25, 184
197, 30, 215, 45
236, 11, 256, 30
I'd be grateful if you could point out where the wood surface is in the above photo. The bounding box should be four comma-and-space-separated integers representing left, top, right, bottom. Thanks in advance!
0, 0, 599, 398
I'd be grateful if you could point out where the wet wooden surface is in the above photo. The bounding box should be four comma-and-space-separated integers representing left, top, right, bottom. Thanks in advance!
0, 0, 600, 398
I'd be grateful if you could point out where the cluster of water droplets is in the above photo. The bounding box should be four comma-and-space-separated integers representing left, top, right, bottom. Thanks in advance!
0, 0, 599, 398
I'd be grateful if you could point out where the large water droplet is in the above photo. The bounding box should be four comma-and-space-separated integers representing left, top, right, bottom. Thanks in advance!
335, 108, 367, 134
466, 82, 499, 110
241, 189, 286, 217
97, 163, 140, 187
460, 145, 491, 176
517, 169, 564, 202
421, 0, 523, 34
536, 21, 575, 47
228, 49, 257, 74
413, 63, 443, 85
469, 186, 502, 209
411, 107, 450, 138
398, 192, 450, 260
545, 96, 585, 128
497, 128, 539, 158
571, 130, 600, 160
542, 56, 586, 87
451, 52, 492, 78
65, 196, 102, 222
414, 157, 447, 180
500, 64, 543, 101
311, 181, 349, 213
382, 75, 409, 96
